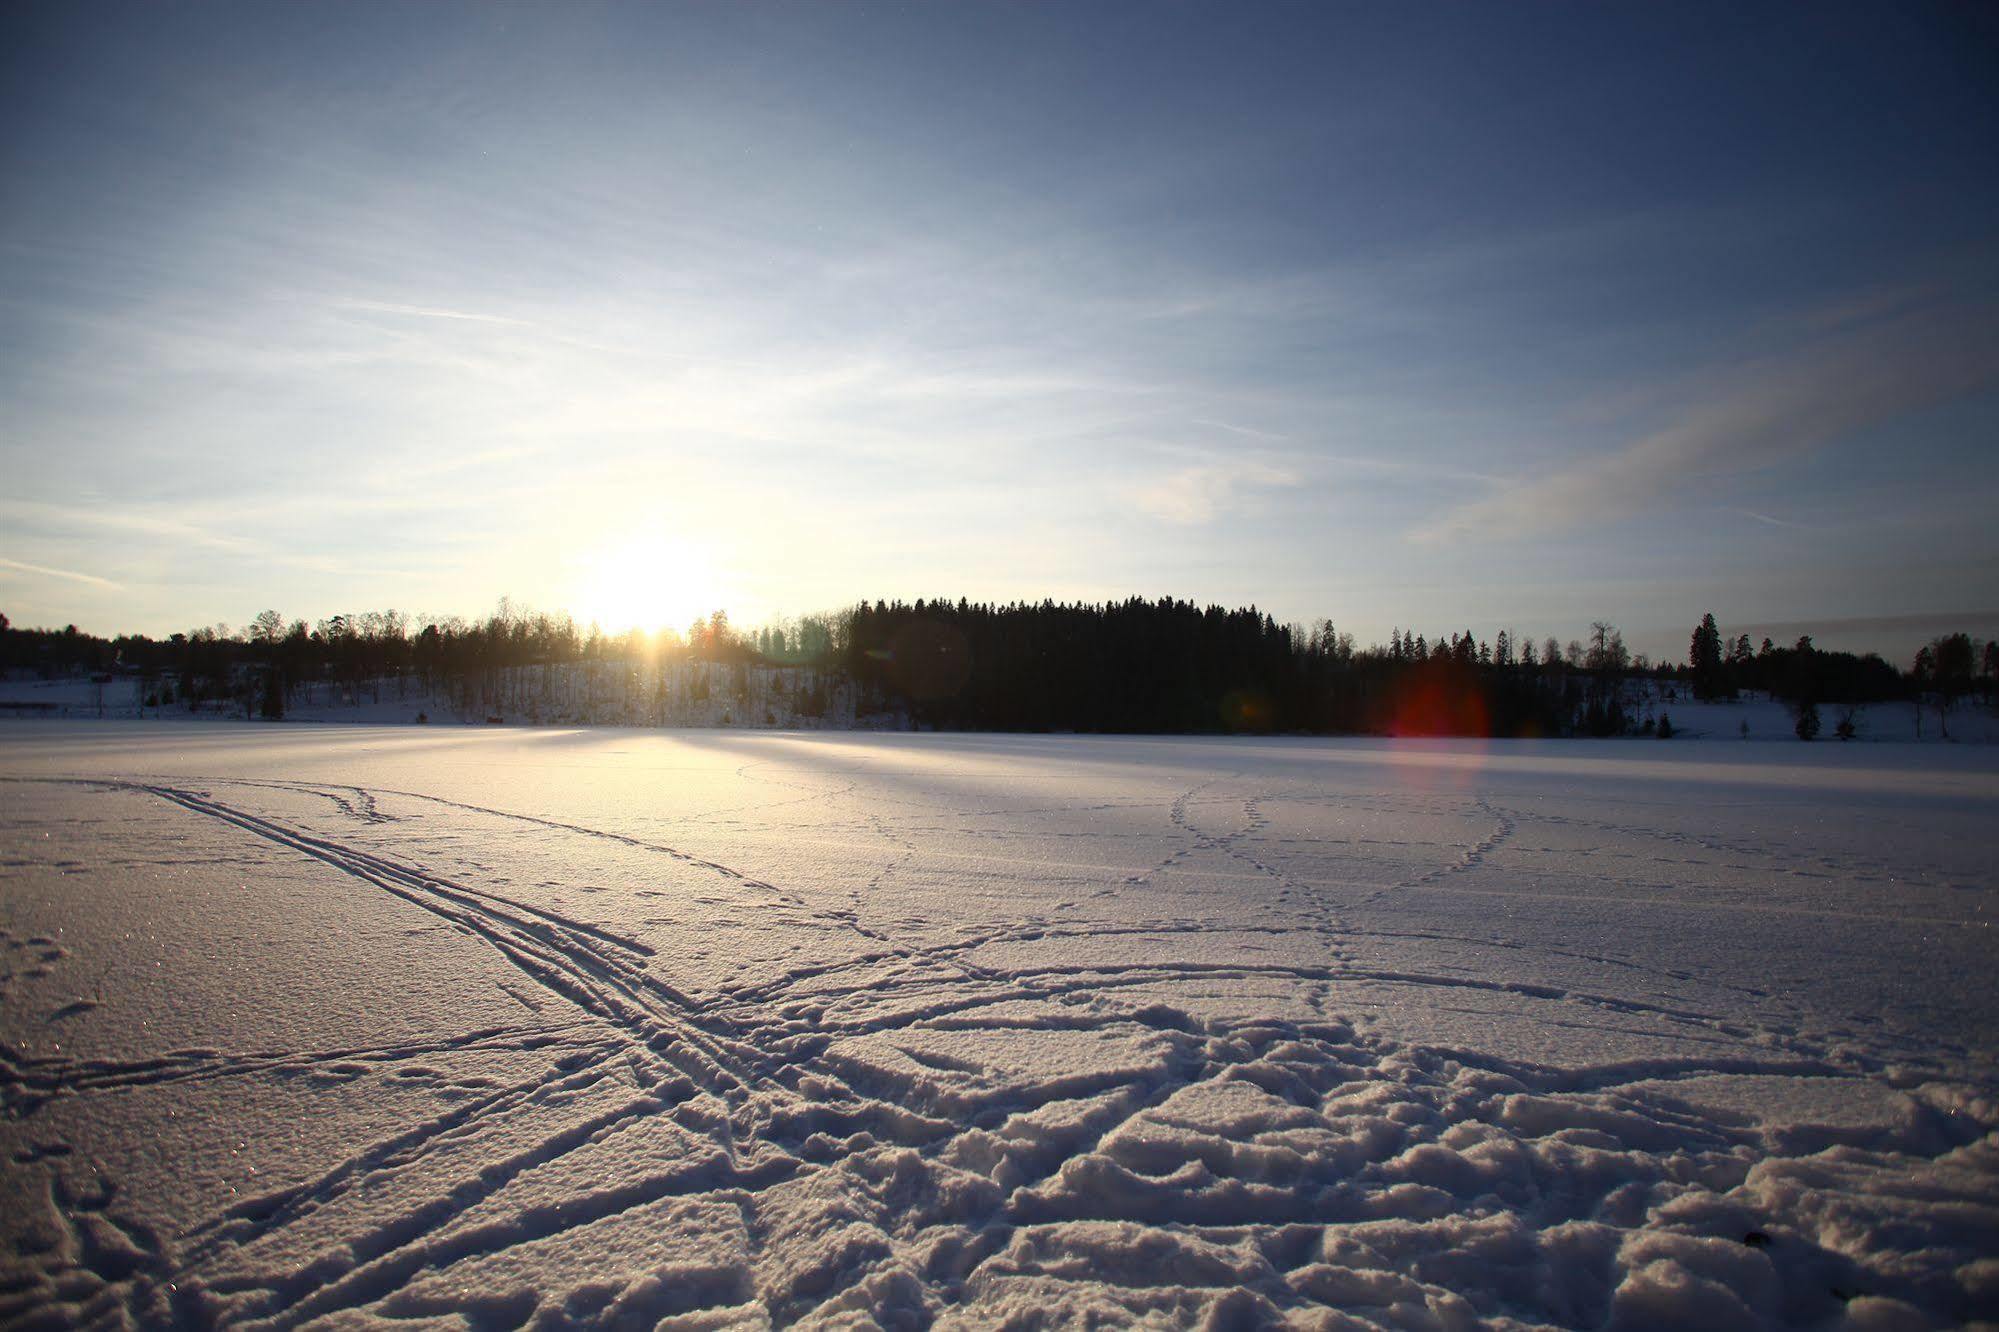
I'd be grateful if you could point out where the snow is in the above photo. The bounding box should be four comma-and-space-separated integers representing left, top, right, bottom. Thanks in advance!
1, 724, 1995, 1328
0, 662, 875, 730
1631, 689, 1999, 746
10, 669, 1996, 746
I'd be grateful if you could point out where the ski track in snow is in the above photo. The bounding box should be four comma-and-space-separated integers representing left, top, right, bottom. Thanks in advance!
1, 726, 1996, 1329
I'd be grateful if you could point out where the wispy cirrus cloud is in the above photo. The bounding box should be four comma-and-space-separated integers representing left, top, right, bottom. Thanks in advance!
1412, 293, 1999, 544
1729, 507, 1811, 531
331, 299, 536, 327
0, 556, 124, 590
0, 499, 258, 553
1133, 460, 1296, 526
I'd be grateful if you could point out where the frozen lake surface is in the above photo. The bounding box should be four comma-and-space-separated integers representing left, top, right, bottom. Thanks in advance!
2, 723, 1996, 1328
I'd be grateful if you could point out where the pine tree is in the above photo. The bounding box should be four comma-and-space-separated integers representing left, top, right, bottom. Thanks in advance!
1689, 613, 1723, 699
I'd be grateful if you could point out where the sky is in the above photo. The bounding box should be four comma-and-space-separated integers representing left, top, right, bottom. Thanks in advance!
3, 1, 1996, 664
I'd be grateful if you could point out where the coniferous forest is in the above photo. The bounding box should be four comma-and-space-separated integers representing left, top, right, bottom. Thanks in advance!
1, 599, 1991, 738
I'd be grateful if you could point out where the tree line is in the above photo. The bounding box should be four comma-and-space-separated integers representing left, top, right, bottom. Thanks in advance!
1, 602, 1992, 737
1686, 612, 1993, 739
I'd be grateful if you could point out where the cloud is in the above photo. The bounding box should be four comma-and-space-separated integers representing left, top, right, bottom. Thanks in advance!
0, 557, 124, 590
0, 500, 258, 553
1133, 461, 1296, 525
1191, 418, 1292, 442
332, 299, 535, 327
1729, 507, 1810, 531
1412, 294, 1999, 544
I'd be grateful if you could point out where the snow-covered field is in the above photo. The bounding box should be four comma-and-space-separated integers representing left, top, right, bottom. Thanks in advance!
2, 724, 1996, 1329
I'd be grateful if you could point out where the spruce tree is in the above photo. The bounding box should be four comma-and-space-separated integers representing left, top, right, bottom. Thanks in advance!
1689, 613, 1723, 699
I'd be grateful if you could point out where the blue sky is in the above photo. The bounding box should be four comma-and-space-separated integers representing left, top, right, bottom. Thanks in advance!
3, 2, 1996, 661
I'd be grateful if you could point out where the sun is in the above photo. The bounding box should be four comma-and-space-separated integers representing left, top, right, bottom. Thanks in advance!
575, 531, 719, 636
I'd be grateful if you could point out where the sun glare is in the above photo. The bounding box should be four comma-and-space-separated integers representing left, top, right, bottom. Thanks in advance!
575, 532, 720, 636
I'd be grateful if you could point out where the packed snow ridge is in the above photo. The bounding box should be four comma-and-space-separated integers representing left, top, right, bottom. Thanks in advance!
2, 725, 1996, 1329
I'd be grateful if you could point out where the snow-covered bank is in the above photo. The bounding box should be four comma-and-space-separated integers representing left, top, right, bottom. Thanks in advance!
0, 660, 882, 730
2, 726, 1995, 1328
11, 670, 1998, 744
1624, 687, 1999, 745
